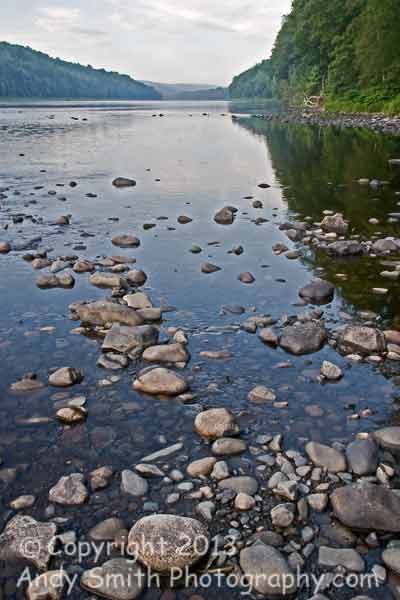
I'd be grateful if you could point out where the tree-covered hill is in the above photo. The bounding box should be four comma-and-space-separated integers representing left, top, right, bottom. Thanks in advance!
230, 0, 400, 113
0, 42, 161, 100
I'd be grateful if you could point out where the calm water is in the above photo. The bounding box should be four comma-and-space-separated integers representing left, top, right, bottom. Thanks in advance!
1, 101, 400, 597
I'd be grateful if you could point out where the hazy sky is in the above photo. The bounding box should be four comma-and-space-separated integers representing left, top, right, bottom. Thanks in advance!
1, 0, 292, 85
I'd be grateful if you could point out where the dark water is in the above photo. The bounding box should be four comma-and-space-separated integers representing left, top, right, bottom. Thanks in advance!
1, 101, 400, 598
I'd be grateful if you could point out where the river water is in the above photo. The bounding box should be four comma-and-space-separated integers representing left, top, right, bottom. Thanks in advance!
1, 100, 400, 598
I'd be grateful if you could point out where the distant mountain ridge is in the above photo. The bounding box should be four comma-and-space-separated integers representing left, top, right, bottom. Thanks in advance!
0, 42, 161, 100
142, 81, 228, 100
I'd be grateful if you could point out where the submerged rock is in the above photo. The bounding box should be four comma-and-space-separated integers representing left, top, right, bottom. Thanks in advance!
0, 515, 57, 570
128, 514, 209, 572
49, 473, 88, 505
142, 343, 189, 364
218, 476, 258, 495
194, 408, 239, 439
133, 367, 189, 396
81, 559, 144, 600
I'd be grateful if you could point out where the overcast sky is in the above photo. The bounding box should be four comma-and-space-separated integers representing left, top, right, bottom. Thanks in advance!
1, 0, 292, 85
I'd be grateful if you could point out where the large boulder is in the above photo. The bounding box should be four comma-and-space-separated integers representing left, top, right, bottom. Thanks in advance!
102, 325, 159, 356
240, 543, 297, 596
128, 515, 209, 572
280, 323, 327, 355
321, 213, 348, 235
299, 279, 334, 305
306, 442, 347, 473
337, 326, 386, 356
133, 367, 188, 396
0, 515, 57, 570
331, 483, 400, 532
194, 408, 239, 439
71, 301, 144, 327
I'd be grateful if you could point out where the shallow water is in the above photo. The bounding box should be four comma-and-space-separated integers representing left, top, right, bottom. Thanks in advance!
1, 101, 400, 598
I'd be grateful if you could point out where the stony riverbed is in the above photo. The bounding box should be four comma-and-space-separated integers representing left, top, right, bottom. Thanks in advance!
1, 101, 400, 599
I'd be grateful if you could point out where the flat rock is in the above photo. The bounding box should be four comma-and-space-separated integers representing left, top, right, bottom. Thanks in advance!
248, 385, 276, 403
240, 543, 297, 596
112, 234, 140, 248
36, 274, 75, 289
187, 457, 217, 478
72, 301, 144, 327
90, 272, 127, 289
27, 571, 66, 600
194, 408, 239, 439
49, 367, 83, 387
0, 515, 57, 569
128, 514, 209, 572
337, 326, 386, 356
81, 559, 144, 599
218, 476, 258, 495
211, 438, 247, 456
299, 279, 334, 304
123, 292, 152, 309
112, 177, 136, 188
259, 328, 279, 346
373, 427, 400, 450
102, 324, 159, 356
89, 518, 125, 541
201, 263, 221, 274
306, 442, 347, 472
133, 367, 189, 396
10, 378, 46, 392
49, 473, 88, 505
346, 439, 379, 475
142, 343, 189, 364
280, 323, 327, 355
121, 471, 148, 497
331, 483, 400, 532
318, 546, 364, 572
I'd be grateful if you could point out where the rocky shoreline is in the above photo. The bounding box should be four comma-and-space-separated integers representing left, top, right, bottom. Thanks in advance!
247, 109, 400, 136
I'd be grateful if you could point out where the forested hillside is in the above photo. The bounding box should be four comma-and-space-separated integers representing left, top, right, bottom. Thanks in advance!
230, 0, 400, 113
0, 42, 161, 100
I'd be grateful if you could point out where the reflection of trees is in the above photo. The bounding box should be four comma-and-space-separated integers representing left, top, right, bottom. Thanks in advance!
236, 117, 400, 324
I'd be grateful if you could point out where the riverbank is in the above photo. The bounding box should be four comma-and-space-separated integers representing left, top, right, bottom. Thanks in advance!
247, 109, 400, 136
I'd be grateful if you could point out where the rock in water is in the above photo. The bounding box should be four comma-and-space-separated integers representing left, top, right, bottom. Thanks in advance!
128, 515, 209, 572
373, 427, 400, 450
0, 241, 11, 253
81, 559, 144, 600
49, 367, 83, 387
194, 408, 239, 439
346, 438, 379, 475
240, 543, 297, 596
201, 263, 221, 274
102, 325, 159, 356
142, 343, 189, 364
121, 471, 148, 497
321, 361, 343, 381
321, 213, 348, 235
112, 234, 140, 248
72, 301, 144, 327
112, 177, 136, 188
337, 326, 386, 355
305, 442, 346, 473
27, 571, 66, 600
0, 515, 57, 570
214, 207, 235, 225
280, 323, 326, 355
331, 483, 400, 532
238, 272, 255, 284
299, 279, 334, 305
218, 476, 258, 495
133, 367, 188, 396
48, 473, 88, 505
90, 273, 127, 289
